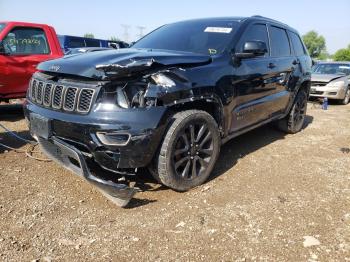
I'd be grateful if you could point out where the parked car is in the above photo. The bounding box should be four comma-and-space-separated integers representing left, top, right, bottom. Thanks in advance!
0, 21, 63, 100
24, 16, 312, 206
58, 35, 128, 54
64, 47, 113, 55
310, 62, 350, 104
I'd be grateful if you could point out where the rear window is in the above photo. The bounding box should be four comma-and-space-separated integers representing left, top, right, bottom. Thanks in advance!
3, 27, 50, 54
290, 32, 306, 56
0, 23, 6, 33
269, 26, 291, 57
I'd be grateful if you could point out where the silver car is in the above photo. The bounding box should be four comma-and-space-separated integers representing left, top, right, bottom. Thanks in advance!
310, 62, 350, 104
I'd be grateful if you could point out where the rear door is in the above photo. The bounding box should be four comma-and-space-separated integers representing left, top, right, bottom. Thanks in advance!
266, 24, 296, 115
0, 26, 53, 98
288, 31, 312, 92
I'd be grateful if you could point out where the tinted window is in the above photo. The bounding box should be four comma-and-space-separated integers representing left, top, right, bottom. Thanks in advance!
85, 38, 100, 47
290, 32, 305, 56
68, 37, 85, 48
269, 26, 290, 57
3, 27, 50, 54
0, 23, 6, 33
237, 24, 269, 56
133, 20, 239, 55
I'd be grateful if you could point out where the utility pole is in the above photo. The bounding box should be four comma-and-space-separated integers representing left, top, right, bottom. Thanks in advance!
121, 24, 131, 42
136, 26, 146, 40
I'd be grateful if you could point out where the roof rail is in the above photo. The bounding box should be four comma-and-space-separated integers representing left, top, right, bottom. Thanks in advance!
250, 15, 289, 27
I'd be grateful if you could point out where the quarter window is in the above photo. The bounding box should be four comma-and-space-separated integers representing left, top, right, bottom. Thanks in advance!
237, 24, 269, 56
269, 26, 291, 57
3, 27, 50, 55
290, 32, 306, 56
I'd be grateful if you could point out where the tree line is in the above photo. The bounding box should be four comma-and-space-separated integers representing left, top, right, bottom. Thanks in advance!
302, 31, 350, 61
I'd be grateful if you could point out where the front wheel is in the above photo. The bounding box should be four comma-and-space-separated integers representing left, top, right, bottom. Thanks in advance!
152, 110, 220, 191
276, 89, 308, 134
341, 88, 350, 105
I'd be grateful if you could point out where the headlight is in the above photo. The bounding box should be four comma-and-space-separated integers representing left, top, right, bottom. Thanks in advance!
151, 73, 176, 88
327, 80, 345, 88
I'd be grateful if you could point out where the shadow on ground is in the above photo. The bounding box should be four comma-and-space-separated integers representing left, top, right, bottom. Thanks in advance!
113, 115, 314, 207
0, 104, 25, 122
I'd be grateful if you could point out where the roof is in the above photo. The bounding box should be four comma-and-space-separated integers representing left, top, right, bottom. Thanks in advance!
169, 16, 298, 33
317, 61, 350, 64
0, 21, 53, 27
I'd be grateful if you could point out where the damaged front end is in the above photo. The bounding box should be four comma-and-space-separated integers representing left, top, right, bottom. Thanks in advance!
26, 51, 215, 207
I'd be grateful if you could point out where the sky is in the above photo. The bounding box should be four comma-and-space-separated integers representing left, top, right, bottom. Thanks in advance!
0, 0, 349, 54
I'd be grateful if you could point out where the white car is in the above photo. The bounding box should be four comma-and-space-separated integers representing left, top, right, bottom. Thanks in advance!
310, 62, 350, 104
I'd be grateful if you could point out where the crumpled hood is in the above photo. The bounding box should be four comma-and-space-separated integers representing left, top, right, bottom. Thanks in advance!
37, 48, 212, 80
311, 73, 346, 83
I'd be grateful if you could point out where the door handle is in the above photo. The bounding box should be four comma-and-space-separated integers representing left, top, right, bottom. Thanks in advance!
268, 63, 276, 69
292, 59, 300, 65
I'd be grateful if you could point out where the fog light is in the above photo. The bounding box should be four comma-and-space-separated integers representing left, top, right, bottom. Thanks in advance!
328, 92, 337, 95
96, 132, 131, 146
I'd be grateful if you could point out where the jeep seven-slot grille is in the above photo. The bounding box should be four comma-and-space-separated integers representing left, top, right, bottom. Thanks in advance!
29, 79, 96, 114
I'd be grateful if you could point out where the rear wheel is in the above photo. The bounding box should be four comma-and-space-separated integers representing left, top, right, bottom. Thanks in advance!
341, 88, 350, 105
151, 110, 220, 191
276, 89, 308, 134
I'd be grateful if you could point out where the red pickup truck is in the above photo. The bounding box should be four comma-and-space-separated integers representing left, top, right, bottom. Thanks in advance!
0, 21, 63, 101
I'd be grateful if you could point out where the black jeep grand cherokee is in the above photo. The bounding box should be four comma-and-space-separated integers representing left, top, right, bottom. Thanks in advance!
24, 16, 312, 206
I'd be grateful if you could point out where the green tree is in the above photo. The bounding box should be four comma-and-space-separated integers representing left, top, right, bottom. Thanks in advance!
109, 36, 120, 41
333, 48, 350, 61
302, 31, 326, 58
84, 33, 95, 38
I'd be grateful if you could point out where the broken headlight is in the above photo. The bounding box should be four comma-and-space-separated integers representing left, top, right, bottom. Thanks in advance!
151, 73, 176, 88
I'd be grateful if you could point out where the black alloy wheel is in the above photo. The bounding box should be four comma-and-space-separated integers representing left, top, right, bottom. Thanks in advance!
152, 110, 220, 191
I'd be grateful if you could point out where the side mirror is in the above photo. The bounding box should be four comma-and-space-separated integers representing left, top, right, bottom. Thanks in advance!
235, 40, 268, 59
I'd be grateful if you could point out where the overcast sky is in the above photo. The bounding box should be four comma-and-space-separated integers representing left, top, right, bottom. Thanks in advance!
1, 0, 349, 54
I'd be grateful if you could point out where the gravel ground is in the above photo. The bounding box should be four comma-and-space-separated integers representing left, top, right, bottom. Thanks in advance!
0, 102, 349, 261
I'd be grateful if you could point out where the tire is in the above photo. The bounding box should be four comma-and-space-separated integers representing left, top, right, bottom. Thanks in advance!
341, 88, 350, 105
151, 110, 220, 191
276, 89, 308, 134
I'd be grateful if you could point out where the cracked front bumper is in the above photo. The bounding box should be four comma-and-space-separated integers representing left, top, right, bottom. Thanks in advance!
38, 137, 136, 207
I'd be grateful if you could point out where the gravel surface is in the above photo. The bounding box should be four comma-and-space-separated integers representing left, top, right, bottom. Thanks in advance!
0, 102, 349, 261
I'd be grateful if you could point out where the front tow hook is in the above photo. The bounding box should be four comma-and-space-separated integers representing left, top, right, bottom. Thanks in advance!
38, 137, 136, 207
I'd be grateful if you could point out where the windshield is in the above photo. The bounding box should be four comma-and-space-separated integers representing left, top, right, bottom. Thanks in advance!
0, 23, 6, 34
312, 63, 350, 76
133, 20, 239, 55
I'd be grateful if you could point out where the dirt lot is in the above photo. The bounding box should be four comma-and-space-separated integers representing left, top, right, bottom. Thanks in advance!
0, 102, 349, 261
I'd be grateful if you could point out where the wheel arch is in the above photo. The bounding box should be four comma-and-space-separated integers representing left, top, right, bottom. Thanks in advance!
165, 95, 225, 136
